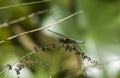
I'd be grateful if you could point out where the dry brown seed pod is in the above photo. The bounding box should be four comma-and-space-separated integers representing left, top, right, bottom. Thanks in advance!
72, 46, 76, 51
75, 51, 81, 55
51, 43, 56, 48
69, 47, 72, 52
87, 57, 91, 61
17, 64, 24, 70
14, 68, 20, 75
41, 46, 46, 51
7, 64, 12, 70
34, 46, 39, 52
65, 45, 69, 51
81, 52, 84, 57
82, 55, 87, 60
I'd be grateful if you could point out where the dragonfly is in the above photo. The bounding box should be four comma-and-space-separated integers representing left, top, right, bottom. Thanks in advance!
47, 29, 85, 44
47, 29, 85, 55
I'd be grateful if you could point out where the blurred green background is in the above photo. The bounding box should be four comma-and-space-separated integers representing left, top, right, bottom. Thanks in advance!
0, 0, 120, 78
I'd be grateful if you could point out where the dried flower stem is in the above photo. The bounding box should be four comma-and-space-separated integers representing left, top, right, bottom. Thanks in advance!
0, 11, 83, 44
0, 51, 35, 75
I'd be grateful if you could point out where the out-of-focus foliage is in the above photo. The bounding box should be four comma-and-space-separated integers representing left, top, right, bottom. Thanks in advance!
0, 0, 120, 78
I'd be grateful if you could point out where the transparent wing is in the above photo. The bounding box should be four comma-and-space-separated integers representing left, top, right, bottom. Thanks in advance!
47, 29, 68, 38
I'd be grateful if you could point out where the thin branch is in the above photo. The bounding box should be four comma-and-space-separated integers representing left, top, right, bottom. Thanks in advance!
0, 9, 49, 28
0, 11, 83, 44
0, 0, 51, 10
